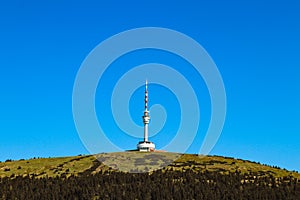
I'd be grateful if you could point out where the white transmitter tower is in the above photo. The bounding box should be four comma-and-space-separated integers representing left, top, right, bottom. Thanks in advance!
137, 80, 156, 152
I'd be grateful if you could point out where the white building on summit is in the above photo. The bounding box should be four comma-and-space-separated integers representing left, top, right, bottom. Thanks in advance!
137, 80, 155, 152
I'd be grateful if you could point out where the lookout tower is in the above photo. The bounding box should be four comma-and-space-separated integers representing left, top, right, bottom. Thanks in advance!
137, 80, 155, 152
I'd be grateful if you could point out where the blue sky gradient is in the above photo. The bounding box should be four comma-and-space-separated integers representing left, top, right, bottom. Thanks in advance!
0, 1, 299, 171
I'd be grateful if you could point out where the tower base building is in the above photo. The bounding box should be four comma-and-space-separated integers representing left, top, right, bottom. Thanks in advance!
137, 141, 155, 152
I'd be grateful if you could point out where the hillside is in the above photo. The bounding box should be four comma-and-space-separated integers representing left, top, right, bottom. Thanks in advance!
1, 152, 300, 199
0, 152, 299, 179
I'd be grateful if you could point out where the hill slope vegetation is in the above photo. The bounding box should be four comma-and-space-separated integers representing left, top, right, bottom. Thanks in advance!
0, 152, 299, 199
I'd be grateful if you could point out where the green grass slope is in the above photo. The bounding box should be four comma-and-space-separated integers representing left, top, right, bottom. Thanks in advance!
0, 152, 299, 179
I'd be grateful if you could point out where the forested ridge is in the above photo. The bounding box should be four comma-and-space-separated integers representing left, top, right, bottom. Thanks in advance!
1, 158, 300, 200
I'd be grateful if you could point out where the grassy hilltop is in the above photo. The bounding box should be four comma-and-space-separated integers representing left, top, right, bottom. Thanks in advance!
1, 152, 299, 179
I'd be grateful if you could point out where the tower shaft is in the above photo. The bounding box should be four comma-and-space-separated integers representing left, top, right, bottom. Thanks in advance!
144, 123, 149, 142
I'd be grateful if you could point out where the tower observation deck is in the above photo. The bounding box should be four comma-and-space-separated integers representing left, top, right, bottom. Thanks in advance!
137, 80, 155, 152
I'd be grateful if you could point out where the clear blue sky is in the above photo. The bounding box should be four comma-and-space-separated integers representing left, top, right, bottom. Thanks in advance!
0, 0, 299, 171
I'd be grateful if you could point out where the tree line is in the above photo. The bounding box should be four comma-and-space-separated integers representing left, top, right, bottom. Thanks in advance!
0, 163, 299, 199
